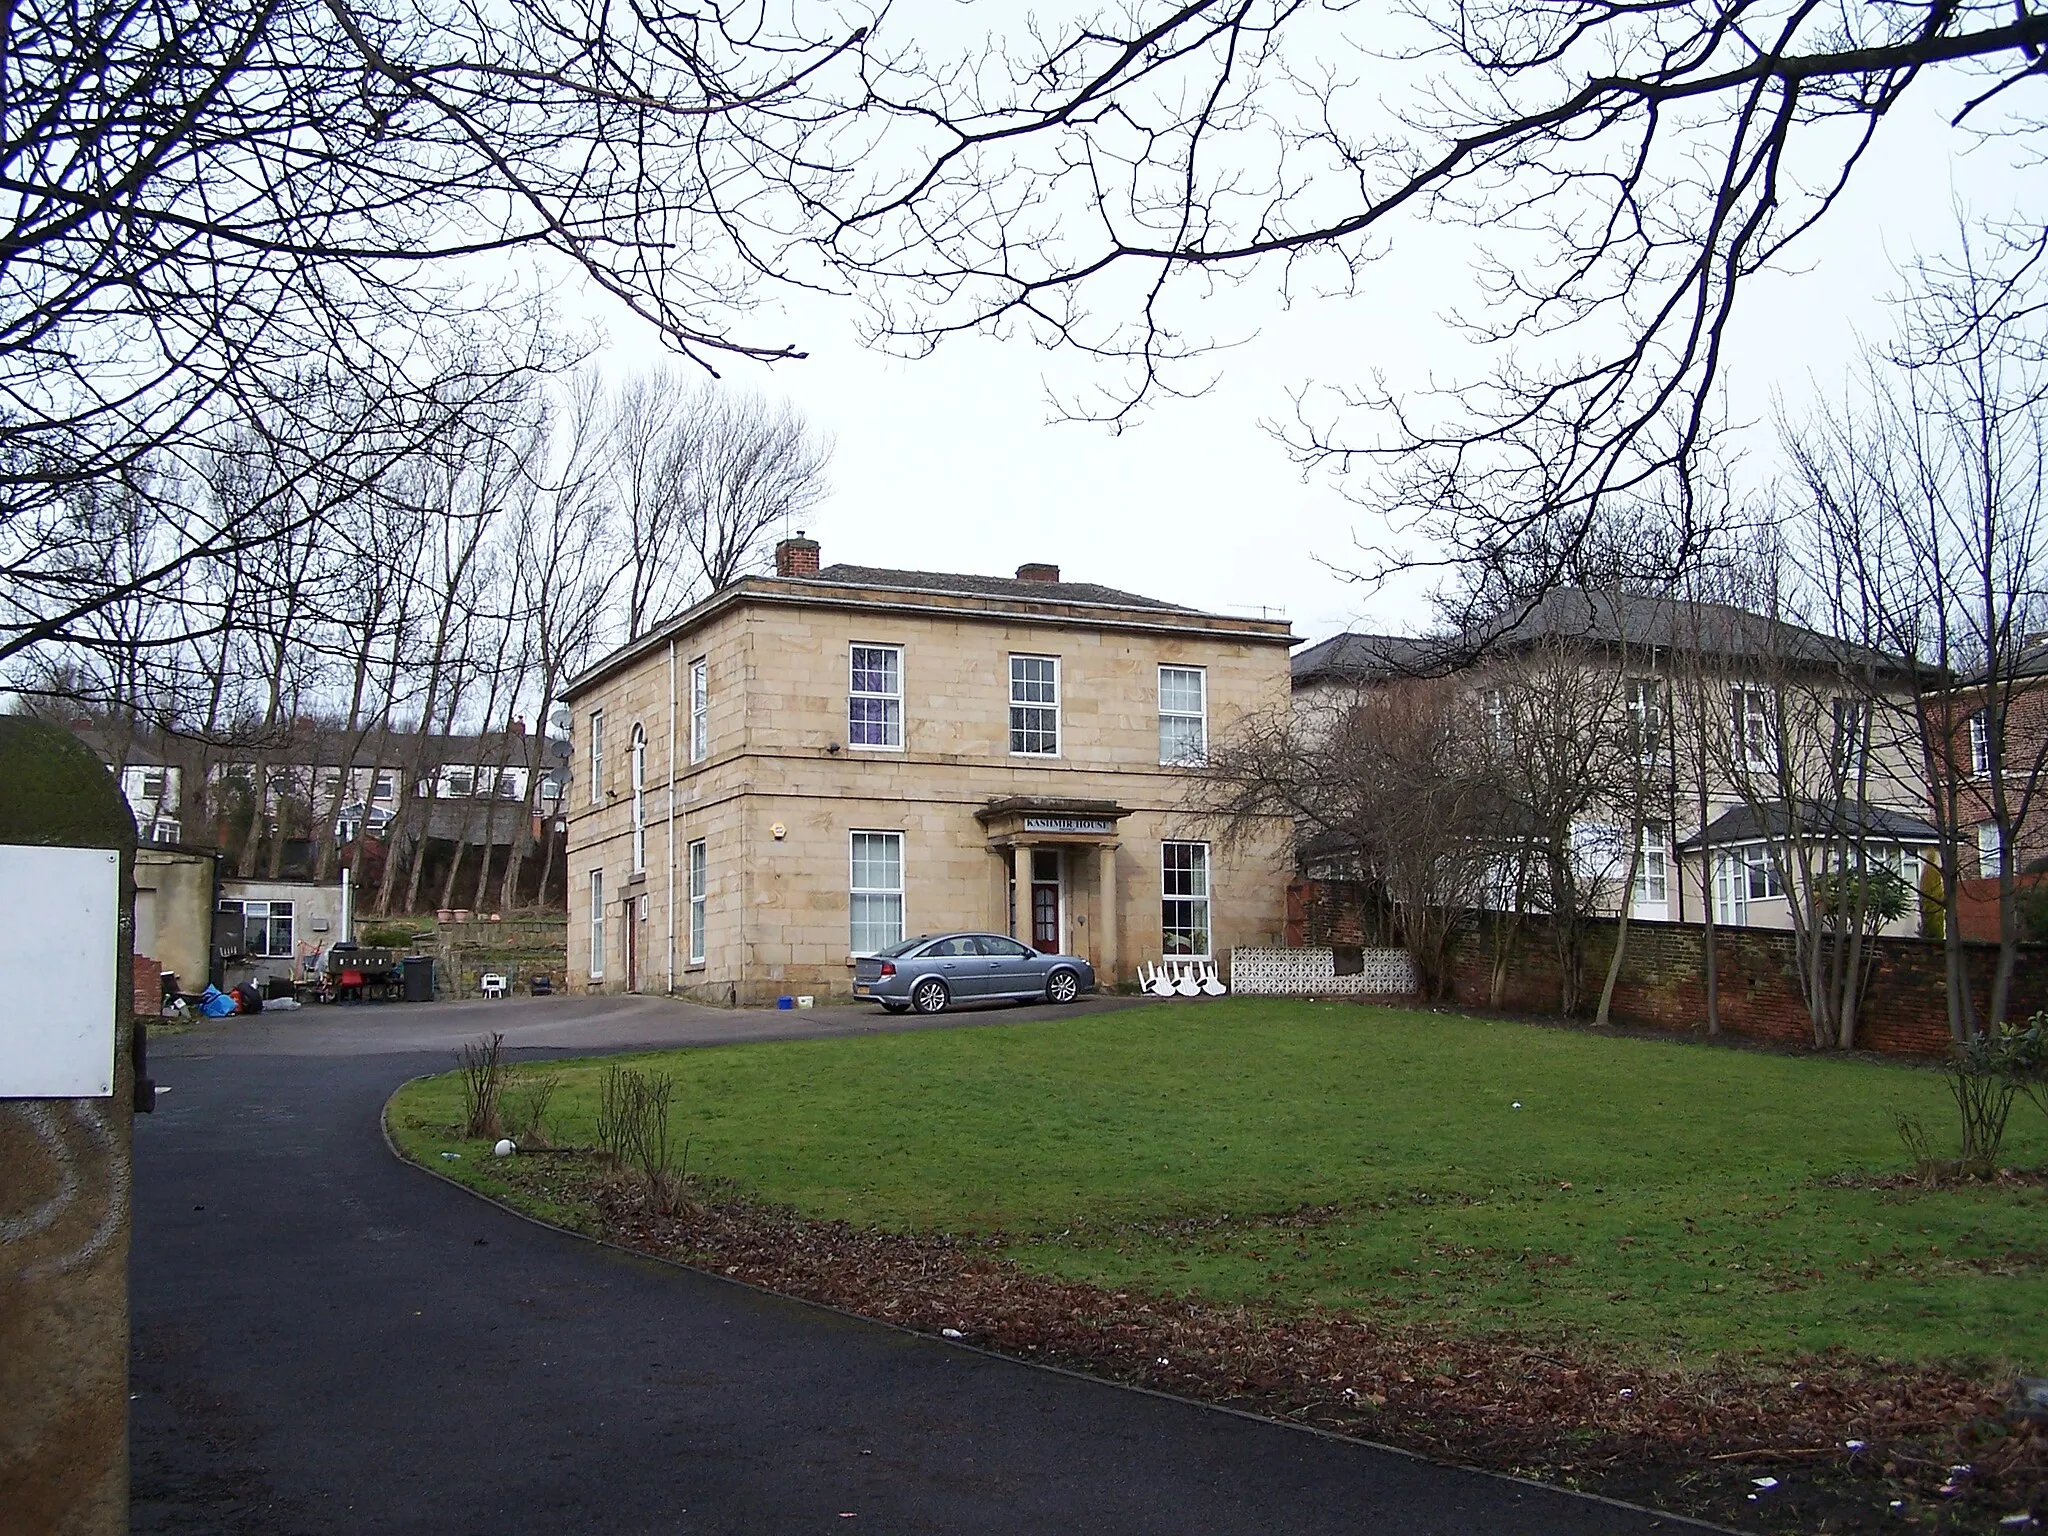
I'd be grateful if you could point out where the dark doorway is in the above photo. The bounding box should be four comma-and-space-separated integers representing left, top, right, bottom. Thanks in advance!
1031, 848, 1062, 953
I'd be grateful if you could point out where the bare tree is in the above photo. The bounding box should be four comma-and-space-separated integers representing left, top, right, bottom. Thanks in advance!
1786, 220, 2048, 1037
825, 3, 2048, 601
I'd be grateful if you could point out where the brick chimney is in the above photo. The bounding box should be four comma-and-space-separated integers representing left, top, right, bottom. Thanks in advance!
1015, 562, 1060, 584
775, 532, 821, 577
510, 716, 526, 735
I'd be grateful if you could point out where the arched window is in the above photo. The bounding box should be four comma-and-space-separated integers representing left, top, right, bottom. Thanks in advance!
629, 723, 647, 874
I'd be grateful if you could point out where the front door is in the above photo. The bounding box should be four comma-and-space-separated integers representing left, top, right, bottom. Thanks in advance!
625, 898, 639, 991
1031, 848, 1062, 953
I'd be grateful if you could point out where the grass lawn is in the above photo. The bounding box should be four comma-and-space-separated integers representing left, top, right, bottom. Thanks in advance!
388, 999, 2048, 1371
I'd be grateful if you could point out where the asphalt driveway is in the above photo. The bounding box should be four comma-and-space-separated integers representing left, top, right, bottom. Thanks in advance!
132, 995, 1704, 1534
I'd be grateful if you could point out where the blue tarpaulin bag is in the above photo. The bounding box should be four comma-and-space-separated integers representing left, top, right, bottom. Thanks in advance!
197, 984, 236, 1018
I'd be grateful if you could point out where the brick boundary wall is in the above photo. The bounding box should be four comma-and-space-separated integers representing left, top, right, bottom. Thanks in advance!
1289, 879, 2046, 1057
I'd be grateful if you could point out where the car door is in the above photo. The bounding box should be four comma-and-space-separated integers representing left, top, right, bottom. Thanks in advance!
973, 934, 1040, 998
923, 934, 986, 997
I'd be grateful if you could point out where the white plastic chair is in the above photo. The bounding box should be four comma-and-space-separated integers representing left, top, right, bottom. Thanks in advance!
1173, 963, 1200, 997
1198, 962, 1227, 997
1145, 963, 1175, 998
479, 972, 508, 999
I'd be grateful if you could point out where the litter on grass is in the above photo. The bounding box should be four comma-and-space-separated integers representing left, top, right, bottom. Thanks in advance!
1753, 1477, 1780, 1490
941, 1328, 964, 1339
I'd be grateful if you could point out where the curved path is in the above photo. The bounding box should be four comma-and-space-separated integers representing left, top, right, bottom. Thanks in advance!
133, 996, 1704, 1535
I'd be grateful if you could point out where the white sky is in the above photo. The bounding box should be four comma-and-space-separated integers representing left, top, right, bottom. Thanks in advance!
593, 36, 2042, 651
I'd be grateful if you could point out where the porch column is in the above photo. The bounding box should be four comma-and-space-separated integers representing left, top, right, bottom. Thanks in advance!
1011, 843, 1032, 942
1097, 842, 1119, 983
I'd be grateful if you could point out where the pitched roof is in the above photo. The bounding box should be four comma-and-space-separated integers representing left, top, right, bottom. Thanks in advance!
1675, 799, 1942, 850
805, 563, 1197, 614
1295, 587, 1904, 686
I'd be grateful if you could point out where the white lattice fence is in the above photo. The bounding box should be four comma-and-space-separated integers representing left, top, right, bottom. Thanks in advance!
1228, 946, 1417, 996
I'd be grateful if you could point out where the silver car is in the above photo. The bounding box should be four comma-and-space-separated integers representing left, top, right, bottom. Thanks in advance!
853, 932, 1096, 1014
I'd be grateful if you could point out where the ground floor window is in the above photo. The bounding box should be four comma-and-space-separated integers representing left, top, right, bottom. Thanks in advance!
850, 831, 904, 954
1162, 841, 1211, 956
1633, 821, 1668, 906
688, 839, 707, 965
589, 869, 605, 978
1712, 844, 1781, 925
219, 899, 293, 957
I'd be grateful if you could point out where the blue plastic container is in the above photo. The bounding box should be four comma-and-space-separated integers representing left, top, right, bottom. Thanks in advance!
776, 995, 795, 1010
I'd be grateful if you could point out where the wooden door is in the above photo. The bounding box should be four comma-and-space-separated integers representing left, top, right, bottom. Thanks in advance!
1030, 848, 1062, 953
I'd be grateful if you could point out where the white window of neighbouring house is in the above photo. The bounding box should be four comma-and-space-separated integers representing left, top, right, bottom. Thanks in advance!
1712, 851, 1747, 925
1978, 821, 2003, 878
219, 899, 294, 958
1162, 841, 1211, 957
849, 831, 904, 954
688, 839, 707, 965
690, 658, 709, 763
1482, 687, 1511, 752
140, 768, 168, 800
1969, 710, 1992, 777
1734, 687, 1775, 772
588, 869, 605, 978
588, 708, 605, 805
1159, 665, 1207, 765
1009, 655, 1060, 756
372, 770, 395, 802
445, 767, 473, 797
849, 644, 904, 749
1624, 678, 1662, 764
630, 724, 647, 873
1833, 697, 1871, 783
1634, 821, 1668, 906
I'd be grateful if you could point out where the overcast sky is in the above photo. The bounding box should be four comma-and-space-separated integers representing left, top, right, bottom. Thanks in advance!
592, 35, 2041, 650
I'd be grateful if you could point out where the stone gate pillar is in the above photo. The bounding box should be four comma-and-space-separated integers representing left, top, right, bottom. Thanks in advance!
0, 717, 141, 1535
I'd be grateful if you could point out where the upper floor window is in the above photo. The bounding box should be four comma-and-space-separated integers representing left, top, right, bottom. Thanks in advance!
689, 659, 709, 763
1978, 821, 2003, 878
1159, 666, 1207, 765
1832, 697, 1871, 783
849, 644, 904, 749
630, 723, 647, 873
588, 708, 605, 804
445, 768, 474, 797
1733, 687, 1775, 772
1969, 710, 1992, 777
1009, 655, 1060, 756
139, 768, 168, 800
1481, 687, 1510, 752
1624, 678, 1663, 764
372, 770, 396, 802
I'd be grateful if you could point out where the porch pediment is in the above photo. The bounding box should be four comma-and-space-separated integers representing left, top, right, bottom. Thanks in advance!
975, 796, 1130, 845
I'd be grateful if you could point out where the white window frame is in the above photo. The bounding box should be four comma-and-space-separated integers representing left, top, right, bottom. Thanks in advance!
445, 767, 474, 798
588, 708, 605, 805
849, 830, 905, 956
689, 658, 709, 763
688, 838, 707, 965
371, 770, 396, 802
588, 869, 606, 979
848, 643, 905, 751
1978, 821, 2004, 879
1161, 840, 1212, 958
1481, 687, 1510, 751
1624, 678, 1663, 765
1969, 710, 1992, 777
139, 767, 168, 800
1158, 665, 1208, 766
1833, 697, 1871, 783
219, 898, 294, 958
1734, 687, 1776, 772
629, 723, 647, 874
1633, 821, 1668, 907
1009, 654, 1061, 757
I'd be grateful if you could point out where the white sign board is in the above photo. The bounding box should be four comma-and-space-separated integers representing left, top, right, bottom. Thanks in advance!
0, 844, 119, 1097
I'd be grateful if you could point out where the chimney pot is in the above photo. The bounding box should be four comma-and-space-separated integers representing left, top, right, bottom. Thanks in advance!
775, 533, 821, 578
1016, 562, 1060, 584
511, 716, 526, 735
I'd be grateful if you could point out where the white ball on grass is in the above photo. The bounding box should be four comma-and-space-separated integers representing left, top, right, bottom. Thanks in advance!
493, 1139, 516, 1157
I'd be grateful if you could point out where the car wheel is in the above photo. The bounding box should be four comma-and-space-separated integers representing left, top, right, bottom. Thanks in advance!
910, 977, 950, 1015
879, 1001, 910, 1014
1045, 967, 1080, 1005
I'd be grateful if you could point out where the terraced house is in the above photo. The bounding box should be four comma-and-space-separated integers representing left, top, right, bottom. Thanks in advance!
561, 537, 1294, 1001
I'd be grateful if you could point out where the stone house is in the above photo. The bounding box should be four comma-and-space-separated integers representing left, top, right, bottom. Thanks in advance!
560, 539, 1295, 1002
1291, 588, 1940, 937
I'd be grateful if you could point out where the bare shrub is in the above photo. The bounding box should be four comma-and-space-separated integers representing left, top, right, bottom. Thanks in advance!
1891, 1111, 1946, 1185
1948, 1034, 2021, 1180
595, 1062, 692, 1215
503, 1069, 562, 1149
458, 1033, 506, 1140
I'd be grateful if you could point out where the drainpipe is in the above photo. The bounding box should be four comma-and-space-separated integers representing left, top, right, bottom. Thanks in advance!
667, 638, 677, 992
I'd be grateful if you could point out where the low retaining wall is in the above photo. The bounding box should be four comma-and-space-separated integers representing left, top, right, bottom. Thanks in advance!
1230, 946, 1418, 997
1289, 878, 2046, 1056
